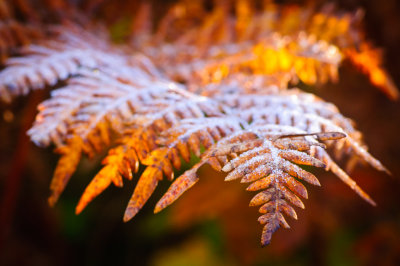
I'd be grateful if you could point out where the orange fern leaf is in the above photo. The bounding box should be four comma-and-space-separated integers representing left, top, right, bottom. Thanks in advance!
345, 43, 399, 100
48, 135, 83, 206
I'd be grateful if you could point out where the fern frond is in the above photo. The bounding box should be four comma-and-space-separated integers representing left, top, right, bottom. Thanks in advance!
1, 0, 395, 248
155, 126, 326, 210
42, 74, 184, 204
221, 90, 388, 173
150, 91, 387, 244
156, 127, 346, 246
42, 64, 228, 211
0, 25, 122, 103
252, 124, 378, 206
75, 98, 228, 216
27, 66, 142, 147
44, 78, 388, 244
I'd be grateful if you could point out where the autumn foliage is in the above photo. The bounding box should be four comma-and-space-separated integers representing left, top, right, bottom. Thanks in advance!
0, 0, 396, 247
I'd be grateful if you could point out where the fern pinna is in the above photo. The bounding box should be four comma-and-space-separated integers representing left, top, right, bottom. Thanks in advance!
0, 0, 396, 246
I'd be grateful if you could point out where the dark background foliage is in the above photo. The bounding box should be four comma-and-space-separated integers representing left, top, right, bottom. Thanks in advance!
1, 0, 400, 265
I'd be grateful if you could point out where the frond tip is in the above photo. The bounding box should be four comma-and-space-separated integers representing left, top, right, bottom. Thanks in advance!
48, 136, 83, 207
206, 130, 346, 246
154, 128, 375, 246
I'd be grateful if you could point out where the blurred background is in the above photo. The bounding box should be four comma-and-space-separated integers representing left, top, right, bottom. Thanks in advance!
1, 0, 400, 265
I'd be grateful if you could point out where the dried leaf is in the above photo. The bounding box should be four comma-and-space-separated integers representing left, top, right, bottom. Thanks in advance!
0, 0, 393, 248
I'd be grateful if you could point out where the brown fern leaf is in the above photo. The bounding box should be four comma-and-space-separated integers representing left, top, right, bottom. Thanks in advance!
153, 112, 384, 245
154, 162, 203, 214
255, 124, 378, 206
156, 126, 347, 246
155, 127, 305, 211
